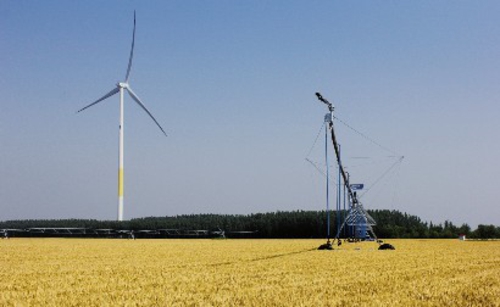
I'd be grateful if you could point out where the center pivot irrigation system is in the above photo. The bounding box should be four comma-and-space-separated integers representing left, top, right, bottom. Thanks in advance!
314, 93, 395, 251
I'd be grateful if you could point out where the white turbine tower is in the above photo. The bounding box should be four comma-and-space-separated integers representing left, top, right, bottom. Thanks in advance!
77, 11, 167, 221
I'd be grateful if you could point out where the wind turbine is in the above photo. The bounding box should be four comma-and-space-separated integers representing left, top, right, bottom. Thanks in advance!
77, 11, 167, 221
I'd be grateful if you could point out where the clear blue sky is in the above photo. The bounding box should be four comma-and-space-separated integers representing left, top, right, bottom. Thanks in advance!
1, 1, 499, 228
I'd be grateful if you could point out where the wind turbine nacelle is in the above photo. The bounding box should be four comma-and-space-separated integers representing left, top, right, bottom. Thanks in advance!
118, 82, 129, 89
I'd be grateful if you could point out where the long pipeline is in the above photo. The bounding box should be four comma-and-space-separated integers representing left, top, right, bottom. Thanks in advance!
315, 92, 358, 207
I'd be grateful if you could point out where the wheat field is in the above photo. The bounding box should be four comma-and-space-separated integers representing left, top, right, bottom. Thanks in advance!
1, 238, 499, 306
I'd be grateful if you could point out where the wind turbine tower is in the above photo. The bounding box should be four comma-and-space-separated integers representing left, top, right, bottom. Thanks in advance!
77, 11, 167, 221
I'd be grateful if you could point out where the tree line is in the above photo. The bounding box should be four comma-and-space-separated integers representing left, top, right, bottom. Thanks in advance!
1, 210, 499, 239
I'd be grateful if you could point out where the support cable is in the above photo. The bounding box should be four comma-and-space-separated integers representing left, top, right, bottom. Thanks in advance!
306, 122, 326, 159
334, 116, 401, 157
305, 158, 327, 178
359, 156, 404, 198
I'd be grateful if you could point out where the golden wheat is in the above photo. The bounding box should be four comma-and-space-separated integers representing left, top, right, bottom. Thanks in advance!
1, 239, 499, 306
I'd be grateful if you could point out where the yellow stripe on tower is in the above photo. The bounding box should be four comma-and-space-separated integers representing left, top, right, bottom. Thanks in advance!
118, 168, 124, 197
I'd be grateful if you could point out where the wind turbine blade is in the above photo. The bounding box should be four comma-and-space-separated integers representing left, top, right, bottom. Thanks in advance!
125, 11, 136, 82
77, 87, 120, 113
126, 87, 167, 136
